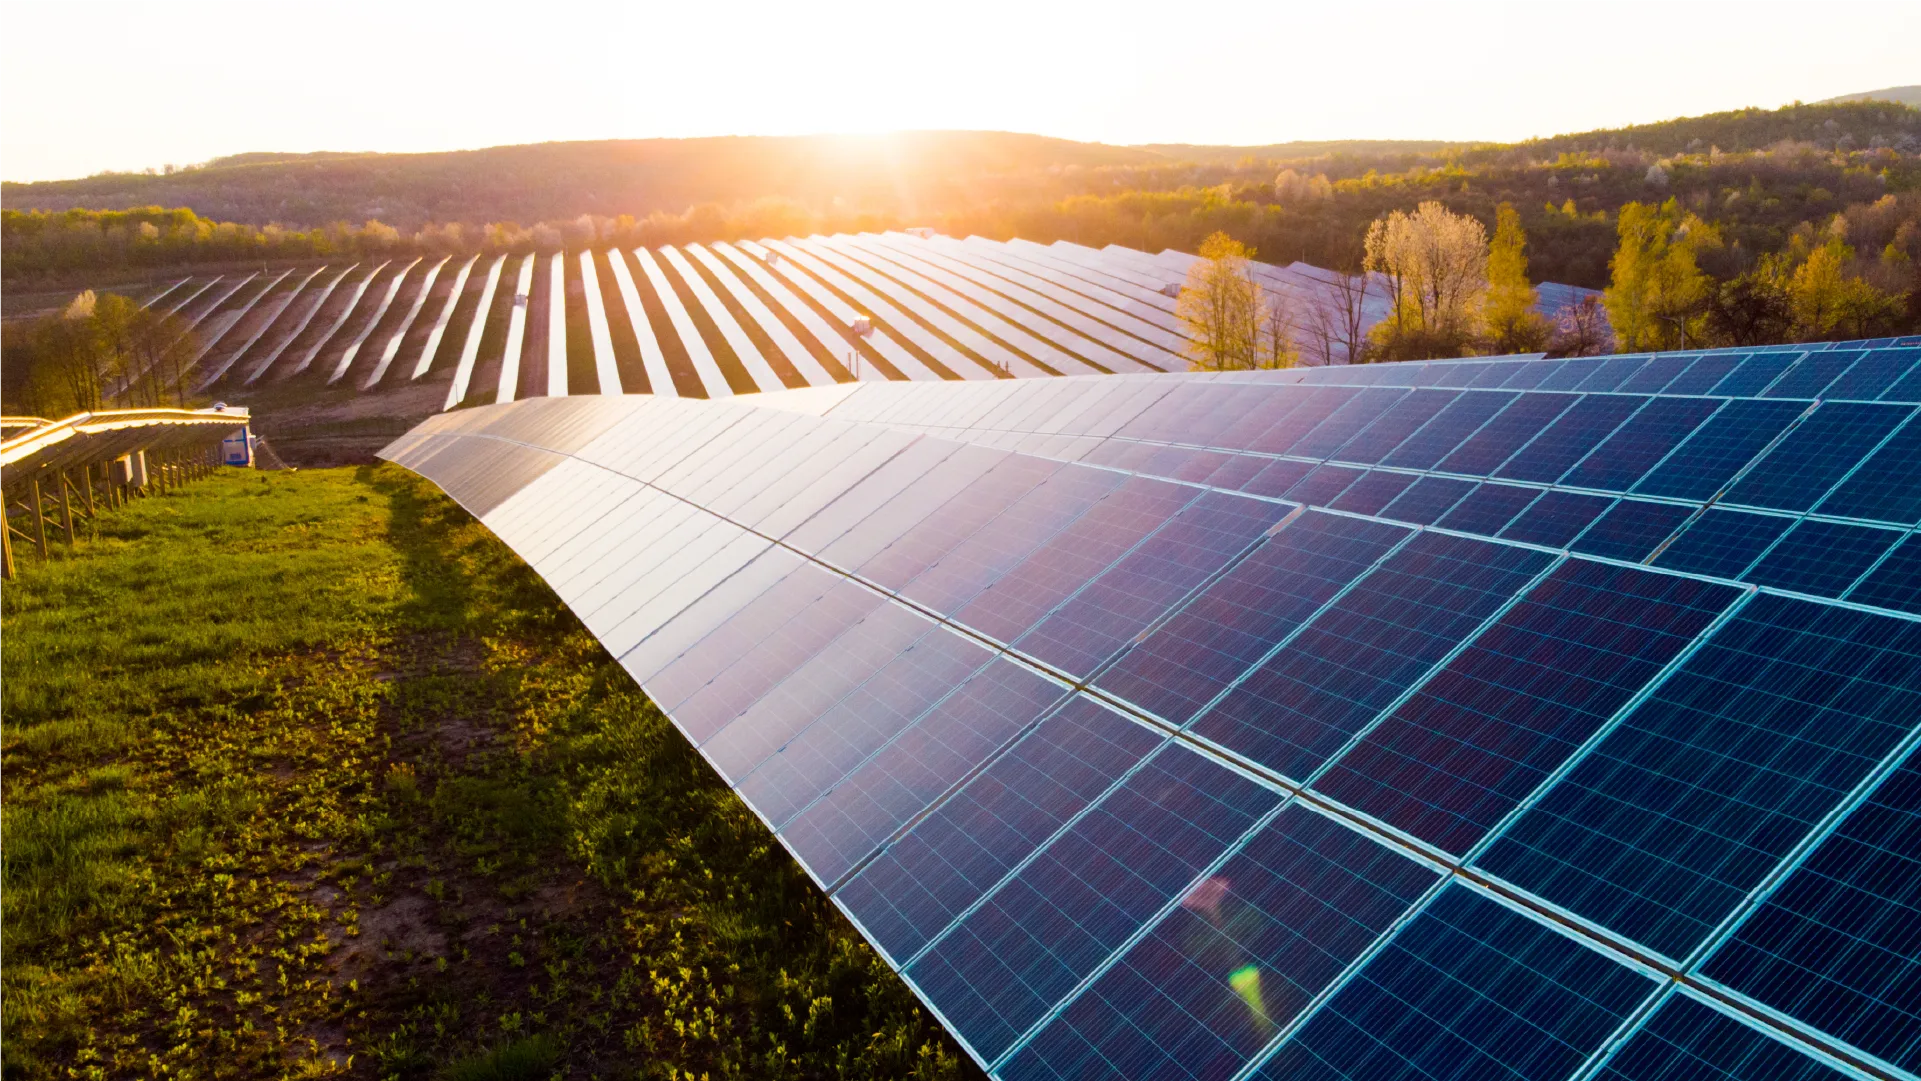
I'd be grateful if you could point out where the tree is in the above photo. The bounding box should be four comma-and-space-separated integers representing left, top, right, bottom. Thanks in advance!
1482, 204, 1552, 355
1707, 257, 1794, 346
1549, 295, 1613, 357
1364, 201, 1488, 360
1303, 269, 1372, 365
1603, 199, 1720, 351
1176, 232, 1263, 371
1260, 288, 1301, 369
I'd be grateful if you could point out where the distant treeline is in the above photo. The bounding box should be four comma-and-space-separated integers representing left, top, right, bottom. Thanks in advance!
4, 101, 1918, 345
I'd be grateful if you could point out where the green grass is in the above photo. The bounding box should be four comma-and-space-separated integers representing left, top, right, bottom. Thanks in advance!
1, 465, 977, 1080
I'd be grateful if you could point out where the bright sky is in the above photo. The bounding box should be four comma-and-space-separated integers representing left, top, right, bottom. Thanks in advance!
3, 0, 1917, 183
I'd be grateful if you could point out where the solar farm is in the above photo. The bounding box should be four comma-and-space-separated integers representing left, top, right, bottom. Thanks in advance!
380, 336, 1921, 1081
140, 234, 1595, 416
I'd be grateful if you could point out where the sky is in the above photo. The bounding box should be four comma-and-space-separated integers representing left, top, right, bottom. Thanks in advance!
2, 0, 1918, 183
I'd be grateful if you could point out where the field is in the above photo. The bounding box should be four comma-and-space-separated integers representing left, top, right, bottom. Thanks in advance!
0, 465, 977, 1080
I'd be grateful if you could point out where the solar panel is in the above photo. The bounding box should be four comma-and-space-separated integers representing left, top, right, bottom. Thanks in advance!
384, 336, 1921, 1080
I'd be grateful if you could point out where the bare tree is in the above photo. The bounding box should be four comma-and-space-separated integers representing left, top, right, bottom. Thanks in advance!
1304, 270, 1373, 365
1549, 296, 1613, 357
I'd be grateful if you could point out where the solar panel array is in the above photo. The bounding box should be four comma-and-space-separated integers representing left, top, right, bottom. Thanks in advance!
383, 337, 1921, 1081
170, 235, 1600, 403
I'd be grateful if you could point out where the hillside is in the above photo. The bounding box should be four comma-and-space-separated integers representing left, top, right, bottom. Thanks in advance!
1, 131, 1162, 229
1821, 85, 1921, 108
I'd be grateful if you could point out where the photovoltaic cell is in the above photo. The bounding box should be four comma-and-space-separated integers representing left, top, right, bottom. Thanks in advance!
1495, 394, 1643, 483
1004, 806, 1438, 1081
1314, 560, 1738, 854
1285, 387, 1410, 459
1250, 885, 1655, 1081
1327, 470, 1418, 516
1826, 347, 1920, 401
1328, 390, 1457, 465
1378, 476, 1476, 525
1816, 414, 1921, 524
1563, 397, 1722, 492
1380, 391, 1515, 470
1653, 509, 1794, 579
1596, 993, 1850, 1081
1282, 465, 1367, 508
1570, 499, 1695, 563
1721, 402, 1912, 512
956, 475, 1196, 644
1433, 483, 1541, 537
781, 657, 1068, 887
1850, 533, 1921, 615
1500, 490, 1614, 548
1477, 593, 1921, 961
906, 742, 1282, 1062
1762, 350, 1863, 400
1745, 520, 1903, 598
1635, 399, 1806, 501
1615, 354, 1699, 395
1015, 490, 1283, 678
1701, 752, 1921, 1075
1191, 532, 1552, 782
734, 622, 993, 826
1435, 393, 1574, 476
836, 697, 1163, 964
1713, 353, 1800, 397
1093, 511, 1408, 726
1662, 353, 1745, 395
1233, 458, 1316, 501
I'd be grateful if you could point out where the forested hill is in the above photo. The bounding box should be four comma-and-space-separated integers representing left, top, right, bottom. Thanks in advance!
7, 102, 1917, 233
1, 132, 1163, 228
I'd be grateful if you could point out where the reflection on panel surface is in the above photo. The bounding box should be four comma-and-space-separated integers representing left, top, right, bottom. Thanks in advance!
384, 337, 1921, 1080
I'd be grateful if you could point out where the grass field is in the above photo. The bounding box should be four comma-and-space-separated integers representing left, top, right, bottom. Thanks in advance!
1, 465, 977, 1080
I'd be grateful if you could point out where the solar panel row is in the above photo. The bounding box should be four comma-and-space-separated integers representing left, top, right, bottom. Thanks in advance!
382, 339, 1921, 1081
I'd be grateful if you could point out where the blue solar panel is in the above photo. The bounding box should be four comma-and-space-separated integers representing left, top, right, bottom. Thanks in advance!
1635, 399, 1806, 501
1570, 499, 1696, 562
1714, 353, 1801, 397
1249, 884, 1655, 1081
1816, 414, 1921, 524
1381, 392, 1515, 470
1616, 354, 1700, 395
1850, 533, 1921, 616
1329, 390, 1457, 465
1192, 532, 1552, 782
906, 741, 1281, 1062
1327, 470, 1418, 516
1314, 560, 1738, 854
1436, 393, 1575, 476
1701, 751, 1921, 1076
1562, 396, 1722, 492
1596, 993, 1851, 1081
1721, 403, 1913, 513
1500, 490, 1614, 548
1495, 394, 1644, 483
1003, 805, 1438, 1081
1015, 490, 1282, 678
383, 334, 1921, 1081
1652, 508, 1795, 579
837, 696, 1163, 964
1379, 476, 1477, 525
1477, 593, 1921, 960
1663, 353, 1746, 395
1827, 348, 1920, 401
1434, 482, 1542, 536
1764, 350, 1865, 400
1745, 520, 1904, 598
782, 657, 1069, 887
1094, 511, 1406, 726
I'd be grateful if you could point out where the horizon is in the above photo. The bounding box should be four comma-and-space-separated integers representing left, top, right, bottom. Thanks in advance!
3, 0, 1918, 184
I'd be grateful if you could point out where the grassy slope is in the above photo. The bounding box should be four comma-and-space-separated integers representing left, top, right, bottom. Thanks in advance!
1, 466, 975, 1081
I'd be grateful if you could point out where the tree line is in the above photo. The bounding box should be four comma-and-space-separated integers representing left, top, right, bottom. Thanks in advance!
1176, 194, 1913, 370
1, 291, 201, 417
